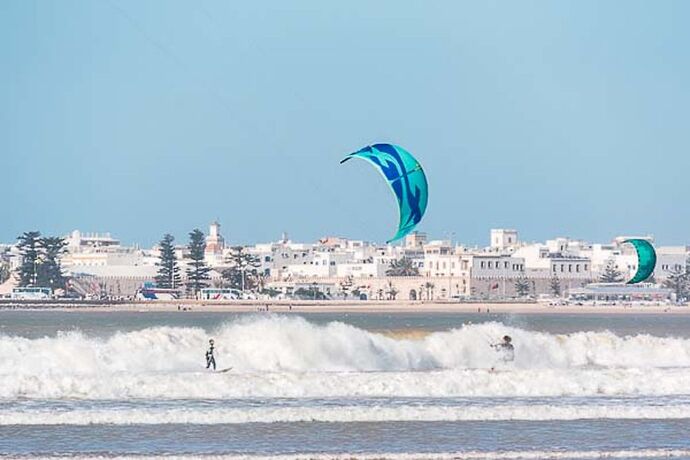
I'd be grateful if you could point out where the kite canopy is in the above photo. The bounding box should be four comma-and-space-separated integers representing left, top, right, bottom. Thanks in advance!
340, 143, 428, 243
625, 238, 657, 284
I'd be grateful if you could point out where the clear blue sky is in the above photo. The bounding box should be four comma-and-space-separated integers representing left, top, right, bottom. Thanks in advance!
2, 0, 689, 246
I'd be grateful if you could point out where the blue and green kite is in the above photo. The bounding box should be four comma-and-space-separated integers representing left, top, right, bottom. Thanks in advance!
341, 143, 428, 243
624, 239, 657, 284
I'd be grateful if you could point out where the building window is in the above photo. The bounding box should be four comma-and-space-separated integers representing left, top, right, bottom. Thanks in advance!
481, 261, 485, 269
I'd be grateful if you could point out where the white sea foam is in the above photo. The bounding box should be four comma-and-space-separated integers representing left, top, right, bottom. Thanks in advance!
16, 448, 690, 460
1, 316, 690, 399
1, 403, 689, 425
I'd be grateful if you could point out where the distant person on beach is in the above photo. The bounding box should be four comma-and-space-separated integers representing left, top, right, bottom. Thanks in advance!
205, 339, 216, 370
490, 335, 514, 370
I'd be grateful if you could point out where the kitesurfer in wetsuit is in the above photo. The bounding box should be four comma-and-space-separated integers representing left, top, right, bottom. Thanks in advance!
490, 335, 514, 370
205, 339, 216, 370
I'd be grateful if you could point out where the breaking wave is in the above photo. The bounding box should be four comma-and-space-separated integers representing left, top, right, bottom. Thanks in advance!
1, 315, 690, 399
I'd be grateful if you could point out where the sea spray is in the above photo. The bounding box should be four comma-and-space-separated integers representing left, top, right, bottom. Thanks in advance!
1, 315, 690, 399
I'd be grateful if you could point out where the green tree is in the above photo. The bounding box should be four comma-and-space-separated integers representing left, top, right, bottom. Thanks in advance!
423, 281, 435, 300
514, 273, 530, 297
339, 275, 354, 299
0, 262, 10, 285
155, 234, 181, 289
185, 229, 211, 297
351, 285, 363, 300
600, 258, 624, 283
261, 286, 281, 298
254, 271, 267, 293
38, 236, 67, 290
386, 257, 420, 276
222, 246, 261, 291
385, 280, 399, 300
550, 273, 562, 297
294, 285, 327, 300
663, 264, 689, 301
16, 231, 42, 287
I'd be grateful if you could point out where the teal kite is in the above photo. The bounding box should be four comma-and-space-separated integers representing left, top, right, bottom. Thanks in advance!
340, 143, 428, 243
625, 239, 657, 284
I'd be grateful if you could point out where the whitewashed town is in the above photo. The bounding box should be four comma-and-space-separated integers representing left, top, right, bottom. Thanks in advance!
1, 222, 688, 305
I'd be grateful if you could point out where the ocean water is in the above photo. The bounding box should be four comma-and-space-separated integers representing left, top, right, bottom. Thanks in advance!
0, 310, 689, 459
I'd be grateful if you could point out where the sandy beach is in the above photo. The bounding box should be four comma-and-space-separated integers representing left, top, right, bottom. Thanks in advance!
2, 299, 688, 315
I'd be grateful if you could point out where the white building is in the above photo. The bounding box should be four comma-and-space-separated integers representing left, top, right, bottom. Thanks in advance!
66, 230, 120, 251
62, 230, 150, 269
420, 241, 465, 277
655, 246, 688, 280
490, 229, 519, 251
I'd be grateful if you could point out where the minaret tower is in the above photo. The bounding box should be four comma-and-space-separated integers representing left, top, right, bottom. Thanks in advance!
205, 221, 225, 256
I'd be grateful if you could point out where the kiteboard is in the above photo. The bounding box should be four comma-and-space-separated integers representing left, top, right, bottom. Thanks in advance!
488, 368, 511, 374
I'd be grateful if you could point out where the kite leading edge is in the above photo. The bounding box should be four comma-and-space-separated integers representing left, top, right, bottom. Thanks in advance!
340, 143, 428, 243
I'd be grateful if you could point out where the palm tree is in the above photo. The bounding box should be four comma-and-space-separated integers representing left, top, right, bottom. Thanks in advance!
386, 257, 420, 276
424, 281, 435, 300
385, 280, 399, 300
339, 275, 354, 299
